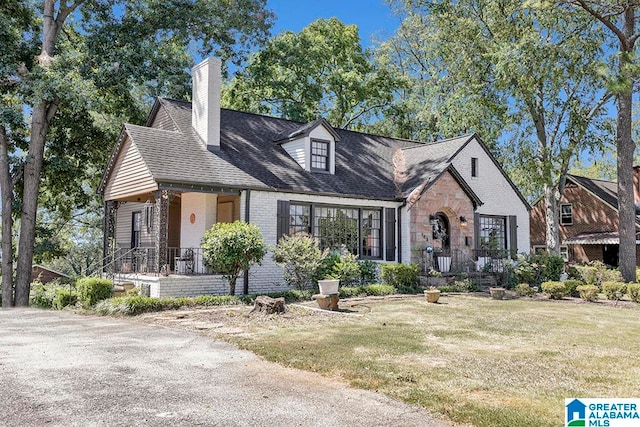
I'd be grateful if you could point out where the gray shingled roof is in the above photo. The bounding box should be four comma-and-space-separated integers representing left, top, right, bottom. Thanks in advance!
105, 97, 489, 201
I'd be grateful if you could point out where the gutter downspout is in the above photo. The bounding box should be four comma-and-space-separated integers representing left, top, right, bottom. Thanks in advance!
243, 189, 251, 295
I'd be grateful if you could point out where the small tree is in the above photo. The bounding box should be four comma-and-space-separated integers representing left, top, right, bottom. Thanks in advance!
202, 221, 267, 295
272, 234, 328, 290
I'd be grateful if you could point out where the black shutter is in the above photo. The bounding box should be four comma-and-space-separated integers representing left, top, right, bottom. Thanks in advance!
385, 207, 396, 261
397, 207, 402, 263
509, 215, 518, 256
276, 200, 290, 242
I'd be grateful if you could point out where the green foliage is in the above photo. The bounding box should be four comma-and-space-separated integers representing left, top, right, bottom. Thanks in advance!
626, 283, 640, 303
601, 282, 627, 301
563, 280, 584, 298
94, 294, 248, 315
202, 221, 267, 295
272, 234, 328, 290
541, 281, 567, 299
52, 288, 78, 310
76, 277, 113, 308
572, 262, 622, 286
331, 250, 361, 287
576, 285, 600, 302
339, 284, 396, 298
314, 252, 341, 283
29, 281, 59, 308
514, 283, 535, 297
439, 278, 479, 293
380, 263, 420, 292
223, 17, 395, 129
358, 260, 380, 285
513, 253, 565, 285
260, 290, 314, 303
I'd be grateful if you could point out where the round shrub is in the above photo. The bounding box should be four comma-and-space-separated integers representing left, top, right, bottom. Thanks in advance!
76, 277, 113, 308
601, 281, 627, 301
626, 283, 640, 303
515, 283, 535, 297
576, 285, 599, 302
541, 281, 567, 299
272, 233, 327, 290
563, 280, 584, 298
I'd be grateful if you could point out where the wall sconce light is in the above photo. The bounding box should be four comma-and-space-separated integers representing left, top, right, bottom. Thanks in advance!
460, 216, 468, 227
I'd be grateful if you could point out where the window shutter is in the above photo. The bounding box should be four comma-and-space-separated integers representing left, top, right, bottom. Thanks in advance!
276, 200, 290, 242
474, 212, 480, 253
385, 207, 396, 261
509, 215, 518, 256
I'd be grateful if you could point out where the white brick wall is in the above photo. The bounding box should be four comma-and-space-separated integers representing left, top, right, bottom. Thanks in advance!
450, 137, 530, 253
122, 275, 229, 298
192, 57, 221, 149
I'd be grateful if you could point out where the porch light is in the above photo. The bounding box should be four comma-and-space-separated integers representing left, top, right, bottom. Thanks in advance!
459, 216, 468, 227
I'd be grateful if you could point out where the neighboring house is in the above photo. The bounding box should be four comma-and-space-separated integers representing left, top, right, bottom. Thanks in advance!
530, 172, 640, 266
32, 264, 71, 284
99, 57, 530, 297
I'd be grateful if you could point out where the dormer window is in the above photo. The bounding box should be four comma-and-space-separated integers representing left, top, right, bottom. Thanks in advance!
311, 139, 330, 172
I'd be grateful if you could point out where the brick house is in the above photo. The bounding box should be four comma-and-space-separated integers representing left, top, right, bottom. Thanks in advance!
530, 172, 640, 266
98, 57, 530, 297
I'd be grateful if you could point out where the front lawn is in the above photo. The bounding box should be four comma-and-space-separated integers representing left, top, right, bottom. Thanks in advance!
222, 295, 640, 427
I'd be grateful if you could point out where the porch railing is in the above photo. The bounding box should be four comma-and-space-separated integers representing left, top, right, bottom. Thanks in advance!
417, 248, 516, 274
104, 247, 213, 276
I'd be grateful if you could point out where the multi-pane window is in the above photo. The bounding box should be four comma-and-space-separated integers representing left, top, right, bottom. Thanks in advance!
131, 211, 141, 248
289, 204, 311, 236
560, 204, 573, 225
471, 157, 478, 177
479, 215, 506, 251
311, 139, 329, 171
289, 203, 382, 258
362, 209, 381, 257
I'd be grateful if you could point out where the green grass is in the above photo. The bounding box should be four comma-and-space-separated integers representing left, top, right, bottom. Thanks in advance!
223, 295, 640, 427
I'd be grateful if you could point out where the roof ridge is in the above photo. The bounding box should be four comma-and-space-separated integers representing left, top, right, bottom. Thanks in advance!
568, 173, 616, 185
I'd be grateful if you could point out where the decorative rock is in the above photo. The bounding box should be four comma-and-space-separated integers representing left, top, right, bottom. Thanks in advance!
313, 293, 339, 311
251, 295, 286, 314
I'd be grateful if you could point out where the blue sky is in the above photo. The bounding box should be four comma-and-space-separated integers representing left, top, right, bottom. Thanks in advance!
267, 0, 400, 46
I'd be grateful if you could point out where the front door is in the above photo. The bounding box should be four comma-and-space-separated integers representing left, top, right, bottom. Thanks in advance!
602, 244, 619, 267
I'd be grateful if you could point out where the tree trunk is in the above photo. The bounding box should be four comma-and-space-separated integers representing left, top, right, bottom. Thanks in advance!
617, 8, 637, 283
543, 183, 560, 254
616, 80, 636, 282
0, 126, 14, 307
14, 103, 51, 306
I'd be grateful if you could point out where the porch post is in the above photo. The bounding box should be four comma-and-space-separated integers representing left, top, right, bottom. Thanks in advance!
102, 201, 118, 273
155, 190, 172, 273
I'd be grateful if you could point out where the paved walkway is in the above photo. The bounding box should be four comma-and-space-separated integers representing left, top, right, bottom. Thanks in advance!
0, 309, 452, 426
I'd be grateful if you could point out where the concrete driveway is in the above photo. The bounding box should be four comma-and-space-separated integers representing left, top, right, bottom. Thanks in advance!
0, 309, 452, 426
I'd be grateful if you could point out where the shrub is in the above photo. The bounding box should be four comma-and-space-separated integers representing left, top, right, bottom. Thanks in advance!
202, 221, 267, 295
76, 277, 113, 308
514, 283, 535, 297
541, 281, 567, 299
512, 253, 565, 285
314, 251, 341, 283
272, 234, 327, 290
52, 288, 78, 310
573, 262, 622, 286
331, 249, 361, 287
339, 284, 395, 298
439, 278, 479, 293
30, 281, 58, 308
576, 285, 599, 302
339, 286, 366, 298
381, 263, 420, 292
627, 283, 640, 303
563, 280, 584, 298
358, 260, 380, 285
601, 281, 627, 301
94, 294, 248, 315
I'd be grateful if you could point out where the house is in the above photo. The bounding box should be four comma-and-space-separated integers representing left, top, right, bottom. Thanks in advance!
530, 171, 640, 266
32, 264, 71, 284
98, 57, 530, 297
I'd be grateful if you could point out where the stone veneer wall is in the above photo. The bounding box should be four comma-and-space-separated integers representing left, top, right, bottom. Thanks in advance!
409, 171, 476, 265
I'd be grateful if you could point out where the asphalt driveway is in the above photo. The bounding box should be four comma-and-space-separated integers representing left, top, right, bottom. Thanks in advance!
0, 309, 451, 426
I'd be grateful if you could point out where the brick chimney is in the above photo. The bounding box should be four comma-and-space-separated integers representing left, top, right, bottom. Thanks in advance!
634, 166, 640, 206
191, 57, 221, 150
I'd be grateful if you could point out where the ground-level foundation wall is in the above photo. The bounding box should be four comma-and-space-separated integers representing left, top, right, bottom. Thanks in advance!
119, 274, 229, 298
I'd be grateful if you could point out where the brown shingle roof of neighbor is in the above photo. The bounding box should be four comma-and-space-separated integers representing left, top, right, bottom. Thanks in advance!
114, 97, 495, 201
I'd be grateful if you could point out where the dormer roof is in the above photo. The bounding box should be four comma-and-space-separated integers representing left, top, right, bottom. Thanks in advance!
274, 117, 341, 144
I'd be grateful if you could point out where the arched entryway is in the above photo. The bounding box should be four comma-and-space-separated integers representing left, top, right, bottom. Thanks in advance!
432, 212, 450, 251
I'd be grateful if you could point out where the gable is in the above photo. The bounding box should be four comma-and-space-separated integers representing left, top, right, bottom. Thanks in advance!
103, 134, 158, 201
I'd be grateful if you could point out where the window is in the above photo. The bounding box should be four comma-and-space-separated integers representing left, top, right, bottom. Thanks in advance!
288, 203, 383, 258
311, 139, 330, 171
560, 204, 573, 225
471, 157, 478, 177
131, 211, 141, 248
144, 204, 154, 232
479, 215, 506, 252
560, 246, 569, 262
289, 204, 311, 236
